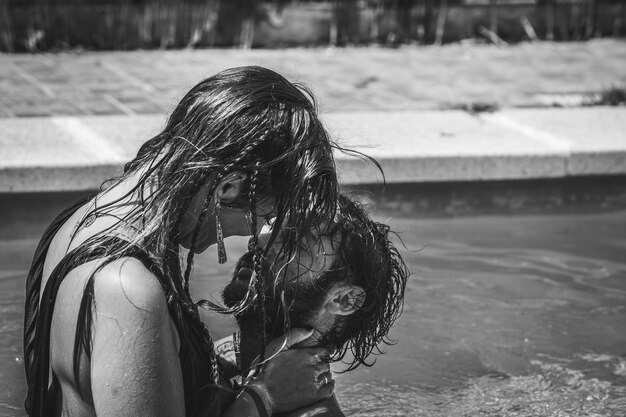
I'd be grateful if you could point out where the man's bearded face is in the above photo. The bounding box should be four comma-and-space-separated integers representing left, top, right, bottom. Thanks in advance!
222, 234, 340, 342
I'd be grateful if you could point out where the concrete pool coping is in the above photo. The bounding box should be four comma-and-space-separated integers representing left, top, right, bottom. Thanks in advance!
1, 106, 625, 192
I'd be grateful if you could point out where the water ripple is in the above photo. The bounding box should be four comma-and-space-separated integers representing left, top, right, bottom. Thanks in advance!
337, 358, 626, 416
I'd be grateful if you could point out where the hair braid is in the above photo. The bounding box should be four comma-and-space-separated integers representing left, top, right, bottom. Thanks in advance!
183, 177, 221, 298
237, 132, 267, 163
247, 162, 269, 362
202, 316, 221, 384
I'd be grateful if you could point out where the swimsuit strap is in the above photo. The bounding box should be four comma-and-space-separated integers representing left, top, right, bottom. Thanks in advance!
23, 197, 90, 416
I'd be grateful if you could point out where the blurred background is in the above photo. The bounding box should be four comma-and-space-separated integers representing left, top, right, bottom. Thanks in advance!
1, 0, 625, 51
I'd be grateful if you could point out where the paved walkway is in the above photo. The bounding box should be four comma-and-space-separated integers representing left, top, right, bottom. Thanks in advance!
1, 39, 625, 117
0, 40, 625, 192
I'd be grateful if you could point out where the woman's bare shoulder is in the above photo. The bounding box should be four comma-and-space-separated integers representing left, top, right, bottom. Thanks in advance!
50, 256, 180, 412
87, 257, 185, 416
92, 257, 170, 324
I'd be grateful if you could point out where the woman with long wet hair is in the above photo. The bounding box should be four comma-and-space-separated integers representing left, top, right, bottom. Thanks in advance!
23, 66, 340, 417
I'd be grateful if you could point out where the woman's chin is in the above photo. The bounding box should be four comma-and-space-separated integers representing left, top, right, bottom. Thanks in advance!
193, 242, 211, 254
179, 232, 213, 253
179, 240, 210, 254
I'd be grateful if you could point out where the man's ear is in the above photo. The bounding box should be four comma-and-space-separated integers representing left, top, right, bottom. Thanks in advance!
325, 285, 365, 316
214, 172, 247, 204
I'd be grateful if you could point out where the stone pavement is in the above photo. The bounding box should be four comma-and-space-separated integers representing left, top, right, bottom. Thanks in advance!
1, 39, 625, 117
1, 107, 624, 192
0, 40, 625, 192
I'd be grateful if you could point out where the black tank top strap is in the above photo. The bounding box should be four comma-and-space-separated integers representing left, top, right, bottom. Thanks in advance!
23, 196, 90, 416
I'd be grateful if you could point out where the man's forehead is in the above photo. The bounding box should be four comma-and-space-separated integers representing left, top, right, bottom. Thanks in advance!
271, 233, 339, 278
301, 230, 338, 249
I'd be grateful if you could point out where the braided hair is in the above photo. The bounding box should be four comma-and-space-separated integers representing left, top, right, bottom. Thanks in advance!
62, 66, 342, 400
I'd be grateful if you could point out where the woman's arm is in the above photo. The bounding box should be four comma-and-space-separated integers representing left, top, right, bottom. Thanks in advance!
90, 258, 185, 417
86, 259, 333, 417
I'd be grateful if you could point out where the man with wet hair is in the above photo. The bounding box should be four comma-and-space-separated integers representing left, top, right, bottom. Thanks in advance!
217, 194, 410, 416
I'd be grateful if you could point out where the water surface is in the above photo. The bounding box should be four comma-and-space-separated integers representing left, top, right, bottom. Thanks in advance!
1, 209, 625, 416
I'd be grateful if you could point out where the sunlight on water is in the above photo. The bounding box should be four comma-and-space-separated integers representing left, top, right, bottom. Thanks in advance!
1, 210, 625, 416
337, 360, 626, 416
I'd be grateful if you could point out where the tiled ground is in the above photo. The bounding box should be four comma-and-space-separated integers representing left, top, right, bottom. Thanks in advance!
0, 39, 625, 117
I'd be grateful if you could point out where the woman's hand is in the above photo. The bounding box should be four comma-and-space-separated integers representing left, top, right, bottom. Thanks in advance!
247, 328, 335, 414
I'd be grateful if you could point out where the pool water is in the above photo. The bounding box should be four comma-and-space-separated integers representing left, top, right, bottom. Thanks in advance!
1, 207, 625, 416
